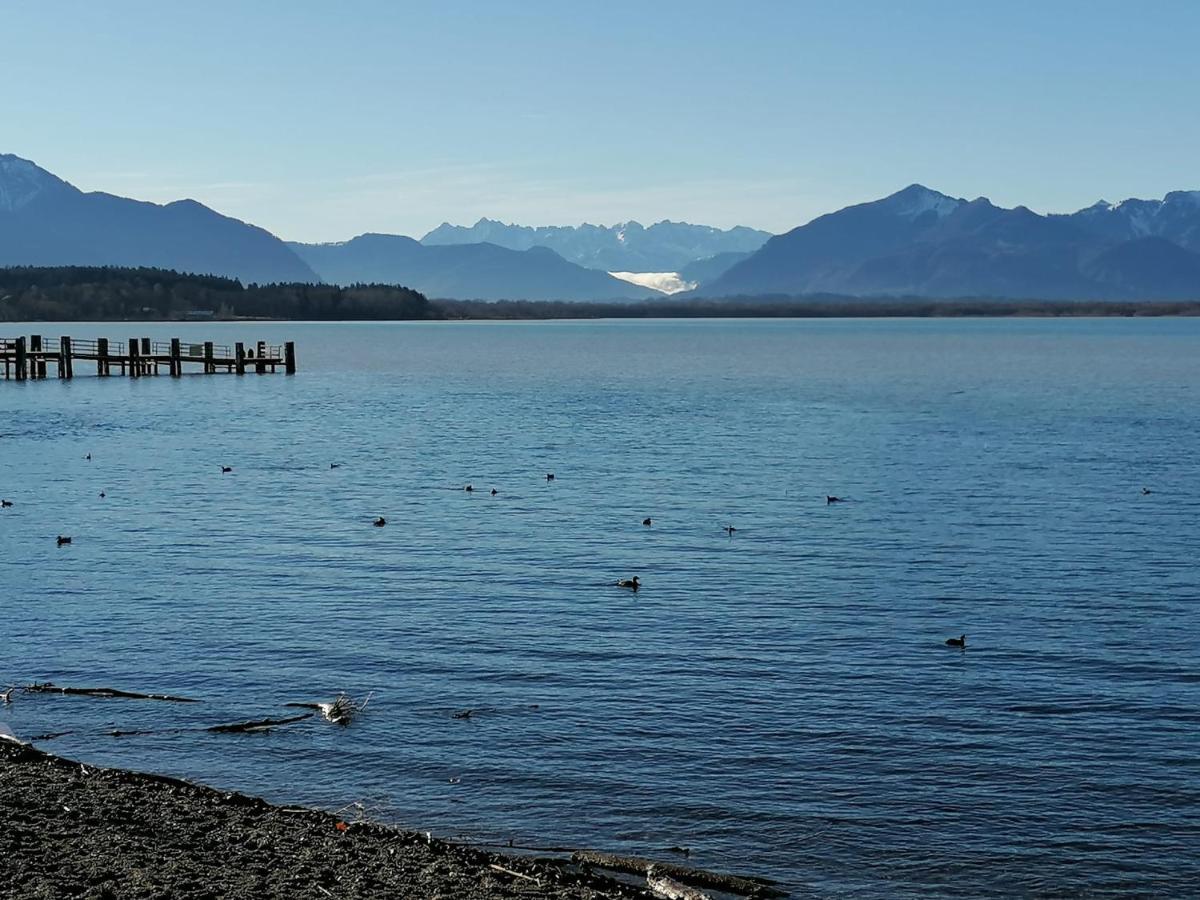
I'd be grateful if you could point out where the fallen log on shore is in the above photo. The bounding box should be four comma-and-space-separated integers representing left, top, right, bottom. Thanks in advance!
648, 868, 713, 900
24, 683, 199, 703
572, 850, 786, 898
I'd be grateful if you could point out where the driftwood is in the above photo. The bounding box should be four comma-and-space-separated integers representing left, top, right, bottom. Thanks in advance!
285, 692, 371, 726
488, 863, 540, 885
206, 713, 312, 734
24, 683, 198, 703
572, 851, 785, 898
30, 731, 74, 741
648, 868, 713, 900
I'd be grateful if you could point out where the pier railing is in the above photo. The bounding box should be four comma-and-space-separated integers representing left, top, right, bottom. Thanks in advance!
0, 334, 296, 381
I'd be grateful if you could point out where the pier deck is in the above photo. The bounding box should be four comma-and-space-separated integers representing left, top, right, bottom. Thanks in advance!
0, 335, 296, 380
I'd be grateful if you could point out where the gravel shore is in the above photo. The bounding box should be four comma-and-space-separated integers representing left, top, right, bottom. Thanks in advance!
0, 739, 654, 900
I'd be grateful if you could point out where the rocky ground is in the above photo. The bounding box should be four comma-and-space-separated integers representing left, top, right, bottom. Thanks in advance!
0, 739, 655, 900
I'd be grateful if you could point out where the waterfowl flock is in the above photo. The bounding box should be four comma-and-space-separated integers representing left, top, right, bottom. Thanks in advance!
12, 443, 1162, 653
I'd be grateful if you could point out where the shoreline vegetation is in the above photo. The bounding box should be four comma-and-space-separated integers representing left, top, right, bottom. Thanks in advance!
0, 737, 786, 899
1, 266, 1198, 322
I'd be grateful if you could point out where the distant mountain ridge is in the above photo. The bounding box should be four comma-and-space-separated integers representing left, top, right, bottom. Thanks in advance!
699, 185, 1200, 300
0, 153, 317, 284
421, 218, 771, 272
5, 152, 1199, 302
1059, 192, 1200, 252
289, 235, 659, 301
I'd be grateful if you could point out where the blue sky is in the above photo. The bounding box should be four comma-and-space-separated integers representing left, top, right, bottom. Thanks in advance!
2, 0, 1197, 241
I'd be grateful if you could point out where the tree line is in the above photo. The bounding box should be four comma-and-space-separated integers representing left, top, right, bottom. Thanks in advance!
2, 266, 1197, 321
0, 266, 435, 322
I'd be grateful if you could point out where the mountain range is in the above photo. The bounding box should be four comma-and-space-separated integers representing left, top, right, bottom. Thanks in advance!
288, 235, 660, 301
698, 185, 1200, 300
2, 152, 1198, 302
420, 218, 771, 272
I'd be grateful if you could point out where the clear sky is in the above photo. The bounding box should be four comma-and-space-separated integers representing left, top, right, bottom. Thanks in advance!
2, 0, 1197, 242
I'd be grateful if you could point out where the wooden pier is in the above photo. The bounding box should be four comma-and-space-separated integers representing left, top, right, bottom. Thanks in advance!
0, 335, 296, 380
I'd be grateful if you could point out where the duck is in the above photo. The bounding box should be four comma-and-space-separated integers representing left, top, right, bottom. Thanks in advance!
642, 517, 652, 526
220, 466, 233, 474
464, 484, 474, 492
330, 463, 341, 469
56, 535, 72, 546
1, 499, 12, 508
84, 454, 91, 461
98, 491, 106, 499
373, 517, 387, 527
490, 488, 498, 495
452, 709, 473, 720
945, 634, 966, 648
1141, 487, 1152, 495
616, 576, 640, 592
827, 495, 843, 504
545, 473, 555, 481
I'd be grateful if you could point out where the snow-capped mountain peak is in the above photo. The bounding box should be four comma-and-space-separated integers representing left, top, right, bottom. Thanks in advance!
0, 153, 73, 212
886, 184, 964, 220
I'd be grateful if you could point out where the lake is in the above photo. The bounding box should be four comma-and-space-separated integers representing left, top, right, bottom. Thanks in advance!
2, 318, 1198, 896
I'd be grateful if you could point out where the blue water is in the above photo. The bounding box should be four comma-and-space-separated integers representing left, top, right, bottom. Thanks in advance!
2, 318, 1198, 896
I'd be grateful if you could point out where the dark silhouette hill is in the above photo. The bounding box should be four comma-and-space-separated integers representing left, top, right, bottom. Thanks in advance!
0, 154, 318, 284
699, 185, 1200, 300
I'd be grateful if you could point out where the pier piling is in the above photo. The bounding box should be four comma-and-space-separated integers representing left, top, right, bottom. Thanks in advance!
60, 337, 73, 379
31, 335, 47, 379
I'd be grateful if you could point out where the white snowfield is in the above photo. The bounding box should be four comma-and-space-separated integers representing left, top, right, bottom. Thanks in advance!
607, 271, 698, 295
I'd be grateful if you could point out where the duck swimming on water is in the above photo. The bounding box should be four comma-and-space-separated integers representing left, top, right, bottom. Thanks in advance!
945, 634, 966, 648
642, 518, 652, 526
464, 484, 473, 492
56, 535, 72, 546
1, 499, 12, 508
221, 466, 232, 474
545, 473, 555, 481
373, 517, 387, 527
616, 576, 640, 592
491, 488, 498, 495
827, 495, 843, 504
1141, 487, 1153, 495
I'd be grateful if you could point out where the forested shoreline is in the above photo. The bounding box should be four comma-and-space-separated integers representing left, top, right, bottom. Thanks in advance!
2, 265, 1197, 322
0, 266, 434, 322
